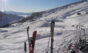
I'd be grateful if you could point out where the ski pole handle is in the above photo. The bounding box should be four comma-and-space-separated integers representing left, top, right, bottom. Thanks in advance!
27, 27, 29, 32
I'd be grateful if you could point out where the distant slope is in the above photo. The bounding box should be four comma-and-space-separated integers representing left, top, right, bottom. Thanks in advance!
0, 11, 24, 27
19, 11, 46, 22
4, 11, 32, 17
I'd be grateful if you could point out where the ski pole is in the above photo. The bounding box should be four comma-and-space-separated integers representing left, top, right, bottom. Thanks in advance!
27, 27, 30, 53
24, 41, 27, 53
29, 31, 37, 53
50, 20, 55, 53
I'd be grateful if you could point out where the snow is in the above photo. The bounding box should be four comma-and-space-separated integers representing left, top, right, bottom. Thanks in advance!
0, 1, 88, 53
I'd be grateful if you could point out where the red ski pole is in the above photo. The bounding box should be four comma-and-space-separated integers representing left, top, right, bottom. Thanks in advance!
29, 31, 37, 53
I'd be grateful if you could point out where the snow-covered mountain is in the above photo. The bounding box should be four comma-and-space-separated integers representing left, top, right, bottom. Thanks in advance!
0, 0, 88, 53
4, 11, 32, 17
20, 0, 88, 23
0, 11, 24, 27
19, 11, 46, 22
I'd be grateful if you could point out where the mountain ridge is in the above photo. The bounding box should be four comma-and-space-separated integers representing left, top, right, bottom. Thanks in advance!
0, 11, 24, 27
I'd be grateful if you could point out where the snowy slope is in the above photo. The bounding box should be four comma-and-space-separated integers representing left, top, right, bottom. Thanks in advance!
41, 1, 88, 21
0, 0, 88, 53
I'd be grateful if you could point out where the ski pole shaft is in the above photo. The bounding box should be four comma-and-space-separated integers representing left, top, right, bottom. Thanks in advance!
27, 27, 30, 52
50, 20, 55, 53
24, 41, 27, 53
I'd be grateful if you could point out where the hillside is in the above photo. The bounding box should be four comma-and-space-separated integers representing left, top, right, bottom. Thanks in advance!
0, 11, 24, 27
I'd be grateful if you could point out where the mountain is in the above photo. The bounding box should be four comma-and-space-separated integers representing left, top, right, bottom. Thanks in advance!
4, 11, 32, 17
19, 0, 88, 23
0, 11, 24, 27
43, 0, 87, 17
19, 11, 46, 22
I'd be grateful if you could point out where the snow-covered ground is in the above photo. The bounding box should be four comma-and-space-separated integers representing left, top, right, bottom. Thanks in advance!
0, 1, 88, 53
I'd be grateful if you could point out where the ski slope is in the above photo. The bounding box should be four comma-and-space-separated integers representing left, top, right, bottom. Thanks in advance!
0, 1, 88, 53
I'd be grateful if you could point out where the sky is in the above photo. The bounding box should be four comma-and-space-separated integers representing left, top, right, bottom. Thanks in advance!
0, 0, 81, 12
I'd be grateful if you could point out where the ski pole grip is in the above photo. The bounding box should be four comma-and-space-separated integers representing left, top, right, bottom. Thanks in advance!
27, 27, 29, 31
51, 20, 55, 24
